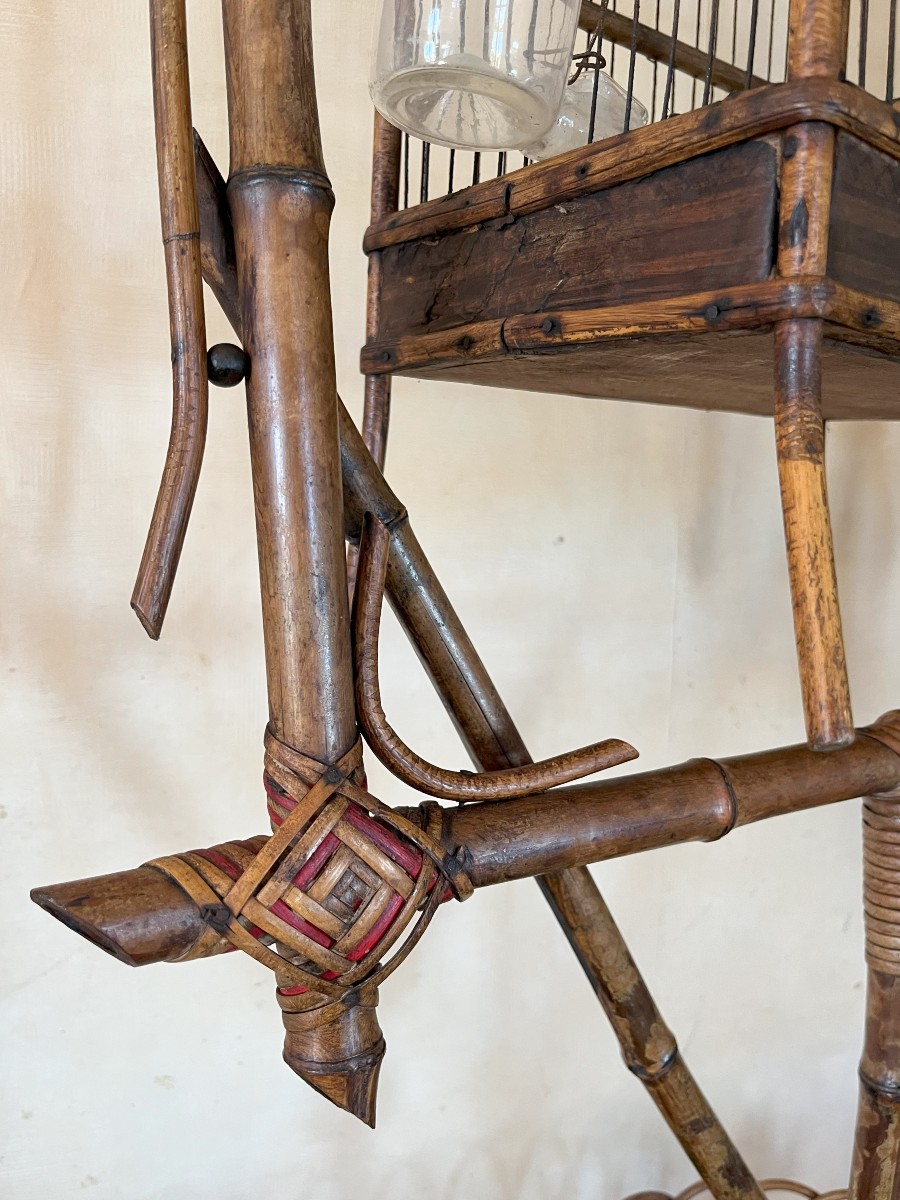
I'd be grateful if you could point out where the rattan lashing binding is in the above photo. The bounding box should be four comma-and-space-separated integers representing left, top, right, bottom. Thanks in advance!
147, 730, 472, 1030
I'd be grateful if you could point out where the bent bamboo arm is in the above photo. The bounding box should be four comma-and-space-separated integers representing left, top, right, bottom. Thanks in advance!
132, 0, 209, 639
353, 511, 637, 801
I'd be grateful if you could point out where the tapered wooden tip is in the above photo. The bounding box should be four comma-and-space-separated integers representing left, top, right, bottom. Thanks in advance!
282, 1000, 385, 1126
285, 1048, 384, 1127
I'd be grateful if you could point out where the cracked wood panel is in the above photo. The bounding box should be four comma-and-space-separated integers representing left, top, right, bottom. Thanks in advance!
393, 329, 900, 421
374, 140, 778, 344
829, 132, 900, 306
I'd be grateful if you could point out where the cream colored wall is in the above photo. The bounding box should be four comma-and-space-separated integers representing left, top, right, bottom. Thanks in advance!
3, 3, 900, 1197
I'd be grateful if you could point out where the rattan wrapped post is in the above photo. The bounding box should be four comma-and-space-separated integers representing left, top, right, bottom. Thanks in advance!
850, 723, 900, 1196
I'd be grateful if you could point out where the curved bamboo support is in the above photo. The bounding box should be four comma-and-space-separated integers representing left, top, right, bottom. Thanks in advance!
132, 0, 209, 639
352, 511, 638, 801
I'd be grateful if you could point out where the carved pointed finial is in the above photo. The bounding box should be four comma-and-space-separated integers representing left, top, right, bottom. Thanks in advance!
287, 1054, 383, 1128
282, 1000, 385, 1127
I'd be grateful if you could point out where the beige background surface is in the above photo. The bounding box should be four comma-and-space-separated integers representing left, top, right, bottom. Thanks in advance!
2, 2, 900, 1197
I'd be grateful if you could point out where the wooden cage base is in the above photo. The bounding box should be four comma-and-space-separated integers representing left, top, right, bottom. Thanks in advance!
391, 326, 900, 422
362, 81, 900, 421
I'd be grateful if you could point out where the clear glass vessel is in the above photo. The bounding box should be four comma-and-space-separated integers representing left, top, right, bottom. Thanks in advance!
523, 69, 649, 162
370, 0, 582, 152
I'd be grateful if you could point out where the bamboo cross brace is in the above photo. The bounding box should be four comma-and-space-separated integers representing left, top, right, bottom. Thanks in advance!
33, 718, 900, 1175
34, 715, 900, 926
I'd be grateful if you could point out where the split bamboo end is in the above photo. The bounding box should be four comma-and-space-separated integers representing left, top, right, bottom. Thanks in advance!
31, 885, 139, 967
30, 866, 205, 967
130, 595, 163, 641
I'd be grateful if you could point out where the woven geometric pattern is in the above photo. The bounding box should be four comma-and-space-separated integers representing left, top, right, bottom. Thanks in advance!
257, 773, 437, 991
148, 731, 472, 1024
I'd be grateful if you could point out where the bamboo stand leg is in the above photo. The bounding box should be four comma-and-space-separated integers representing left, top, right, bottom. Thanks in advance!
774, 0, 852, 750
850, 967, 900, 1199
773, 315, 851, 750
222, 0, 382, 1123
361, 112, 401, 472
542, 871, 766, 1200
347, 111, 401, 602
850, 736, 900, 1198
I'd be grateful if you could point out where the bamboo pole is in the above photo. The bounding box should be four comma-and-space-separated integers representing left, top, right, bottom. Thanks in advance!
347, 111, 402, 602
774, 0, 852, 750
442, 715, 900, 885
190, 129, 536, 774
362, 112, 401, 473
335, 197, 764, 1190
543, 872, 764, 1200
577, 2, 768, 92
221, 0, 379, 1124
223, 0, 353, 759
344, 430, 761, 1193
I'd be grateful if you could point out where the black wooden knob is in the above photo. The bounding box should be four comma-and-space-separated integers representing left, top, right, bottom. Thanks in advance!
207, 342, 249, 388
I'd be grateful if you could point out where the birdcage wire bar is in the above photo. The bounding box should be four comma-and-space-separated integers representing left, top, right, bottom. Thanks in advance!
397, 0, 900, 208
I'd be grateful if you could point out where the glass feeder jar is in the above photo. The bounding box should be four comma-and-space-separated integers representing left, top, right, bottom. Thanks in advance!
523, 68, 649, 162
370, 0, 582, 152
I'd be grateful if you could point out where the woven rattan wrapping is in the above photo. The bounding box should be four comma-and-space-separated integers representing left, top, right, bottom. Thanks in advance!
147, 730, 471, 1026
864, 790, 900, 976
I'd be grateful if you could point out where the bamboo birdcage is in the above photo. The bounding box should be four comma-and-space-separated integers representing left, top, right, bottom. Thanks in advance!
365, 0, 900, 426
355, 3, 900, 1191
362, 0, 900, 751
26, 2, 900, 1197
